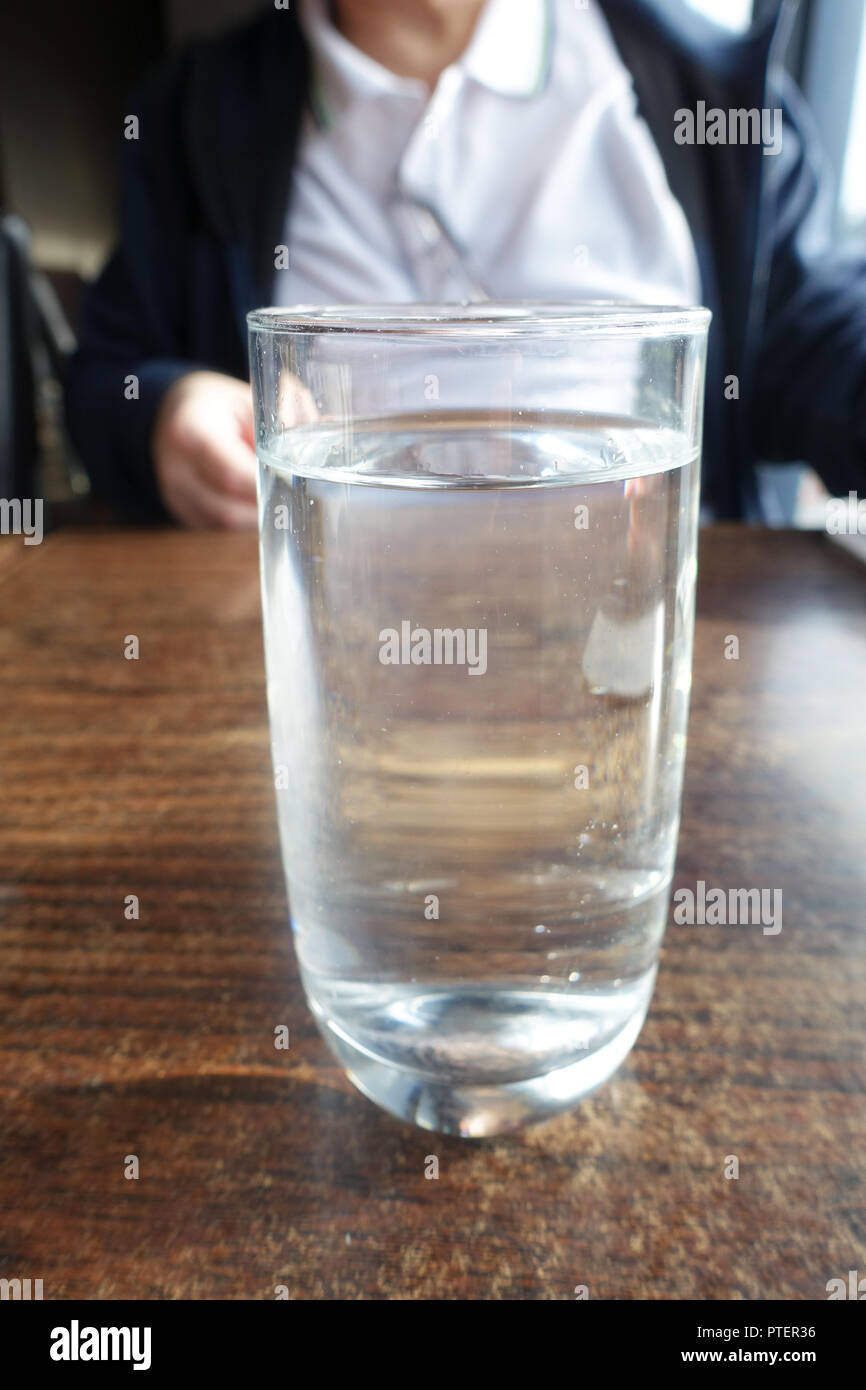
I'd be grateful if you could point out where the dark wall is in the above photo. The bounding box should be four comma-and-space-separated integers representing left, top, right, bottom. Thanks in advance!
168, 0, 268, 44
0, 1, 165, 274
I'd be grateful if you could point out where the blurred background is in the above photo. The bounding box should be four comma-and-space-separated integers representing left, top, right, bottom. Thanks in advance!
2, 0, 865, 529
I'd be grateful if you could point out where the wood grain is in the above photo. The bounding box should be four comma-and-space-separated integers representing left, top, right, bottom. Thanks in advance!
0, 525, 863, 1300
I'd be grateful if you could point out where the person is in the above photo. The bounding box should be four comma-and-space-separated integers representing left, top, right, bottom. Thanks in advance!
64, 0, 866, 527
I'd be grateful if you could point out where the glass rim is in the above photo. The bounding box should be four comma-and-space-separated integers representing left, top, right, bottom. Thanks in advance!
247, 301, 712, 338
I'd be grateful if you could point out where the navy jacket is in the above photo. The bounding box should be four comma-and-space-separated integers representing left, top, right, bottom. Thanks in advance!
65, 0, 866, 521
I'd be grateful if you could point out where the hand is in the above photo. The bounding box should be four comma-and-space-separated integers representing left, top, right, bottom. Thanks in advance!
152, 371, 259, 529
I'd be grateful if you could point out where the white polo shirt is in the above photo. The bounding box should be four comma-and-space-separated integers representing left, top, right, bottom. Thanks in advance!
275, 0, 702, 307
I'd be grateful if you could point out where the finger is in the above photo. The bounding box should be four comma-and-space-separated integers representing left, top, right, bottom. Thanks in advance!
203, 494, 259, 530
189, 434, 259, 503
161, 457, 258, 530
228, 381, 256, 447
278, 372, 319, 427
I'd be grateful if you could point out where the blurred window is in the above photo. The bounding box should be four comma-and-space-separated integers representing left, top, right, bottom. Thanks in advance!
840, 2, 866, 238
684, 0, 754, 31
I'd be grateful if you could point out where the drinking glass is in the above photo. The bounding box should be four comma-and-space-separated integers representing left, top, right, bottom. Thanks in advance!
249, 303, 710, 1136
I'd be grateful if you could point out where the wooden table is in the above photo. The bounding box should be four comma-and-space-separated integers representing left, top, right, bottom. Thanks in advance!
0, 525, 863, 1301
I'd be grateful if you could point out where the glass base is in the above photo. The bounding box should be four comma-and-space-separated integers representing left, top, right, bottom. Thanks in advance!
317, 1000, 650, 1137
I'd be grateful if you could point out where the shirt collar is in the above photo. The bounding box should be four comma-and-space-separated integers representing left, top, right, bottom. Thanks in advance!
461, 0, 552, 99
299, 0, 553, 130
